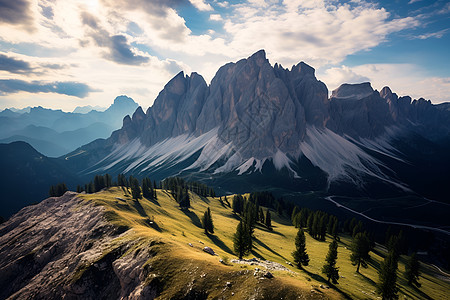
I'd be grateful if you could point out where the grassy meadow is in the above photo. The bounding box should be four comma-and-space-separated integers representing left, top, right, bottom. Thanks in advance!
79, 187, 450, 299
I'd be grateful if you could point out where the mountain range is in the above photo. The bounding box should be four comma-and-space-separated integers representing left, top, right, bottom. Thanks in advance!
0, 96, 139, 157
63, 50, 450, 202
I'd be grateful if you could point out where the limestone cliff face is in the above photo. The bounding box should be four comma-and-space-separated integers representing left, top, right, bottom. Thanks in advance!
64, 50, 450, 195
114, 50, 330, 159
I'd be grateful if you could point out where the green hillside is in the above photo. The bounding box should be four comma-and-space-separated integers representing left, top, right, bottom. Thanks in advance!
79, 187, 450, 299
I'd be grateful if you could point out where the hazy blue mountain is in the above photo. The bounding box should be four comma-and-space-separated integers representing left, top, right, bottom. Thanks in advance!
72, 105, 106, 114
64, 50, 450, 202
0, 96, 138, 157
0, 141, 79, 218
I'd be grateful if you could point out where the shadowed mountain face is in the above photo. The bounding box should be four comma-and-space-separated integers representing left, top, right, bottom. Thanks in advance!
0, 142, 80, 218
0, 96, 138, 157
62, 50, 449, 200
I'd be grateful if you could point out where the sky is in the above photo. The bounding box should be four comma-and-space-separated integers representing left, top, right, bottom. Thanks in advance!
0, 0, 449, 111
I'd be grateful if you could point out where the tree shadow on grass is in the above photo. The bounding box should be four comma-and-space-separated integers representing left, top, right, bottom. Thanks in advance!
367, 258, 381, 271
255, 223, 285, 237
399, 284, 432, 300
301, 268, 352, 300
253, 238, 288, 262
182, 209, 202, 228
198, 195, 210, 204
250, 250, 266, 260
208, 234, 234, 255
358, 271, 377, 286
143, 196, 160, 207
132, 199, 148, 217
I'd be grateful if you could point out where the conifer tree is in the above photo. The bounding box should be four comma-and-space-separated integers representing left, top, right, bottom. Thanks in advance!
350, 232, 371, 273
332, 219, 339, 241
233, 220, 251, 259
387, 234, 401, 261
292, 228, 309, 269
201, 207, 214, 234
352, 221, 364, 237
378, 251, 399, 299
49, 185, 56, 197
291, 206, 299, 223
104, 173, 112, 187
259, 207, 265, 223
201, 211, 209, 234
322, 240, 339, 283
405, 253, 421, 288
265, 210, 272, 230
130, 177, 141, 200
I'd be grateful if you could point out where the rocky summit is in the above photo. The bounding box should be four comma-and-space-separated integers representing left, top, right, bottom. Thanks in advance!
63, 50, 450, 200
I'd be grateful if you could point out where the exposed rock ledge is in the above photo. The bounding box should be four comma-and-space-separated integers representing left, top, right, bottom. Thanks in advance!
0, 192, 157, 299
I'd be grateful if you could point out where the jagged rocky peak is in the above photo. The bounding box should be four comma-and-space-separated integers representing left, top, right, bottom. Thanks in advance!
380, 86, 397, 101
331, 82, 374, 100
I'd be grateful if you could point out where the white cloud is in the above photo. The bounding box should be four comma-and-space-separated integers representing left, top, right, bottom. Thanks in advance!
189, 0, 214, 11
220, 1, 419, 68
215, 1, 229, 8
2, 0, 446, 111
318, 66, 370, 91
209, 14, 223, 21
414, 29, 448, 39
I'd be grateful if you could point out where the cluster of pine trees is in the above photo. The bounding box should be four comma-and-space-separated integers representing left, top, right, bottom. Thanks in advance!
187, 181, 215, 197
377, 230, 420, 299
49, 183, 68, 197
290, 204, 421, 299
73, 173, 159, 202
292, 206, 339, 241
232, 194, 274, 259
162, 177, 190, 208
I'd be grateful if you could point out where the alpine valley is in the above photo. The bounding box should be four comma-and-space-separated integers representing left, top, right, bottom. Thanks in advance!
1, 50, 450, 299
65, 50, 450, 202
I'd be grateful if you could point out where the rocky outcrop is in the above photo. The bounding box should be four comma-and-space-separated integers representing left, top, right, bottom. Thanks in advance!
327, 83, 394, 138
0, 192, 157, 299
63, 50, 450, 198
115, 50, 329, 159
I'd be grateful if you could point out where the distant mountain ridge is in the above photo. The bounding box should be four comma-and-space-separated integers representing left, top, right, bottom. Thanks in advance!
0, 141, 79, 218
0, 96, 139, 157
62, 50, 449, 201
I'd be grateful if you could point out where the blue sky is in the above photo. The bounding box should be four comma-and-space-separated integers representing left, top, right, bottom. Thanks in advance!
0, 0, 449, 111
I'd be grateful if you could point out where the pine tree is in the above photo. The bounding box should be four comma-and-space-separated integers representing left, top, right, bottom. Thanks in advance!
291, 206, 299, 224
352, 220, 363, 237
201, 207, 214, 234
292, 228, 309, 269
307, 214, 314, 233
104, 174, 112, 187
49, 185, 56, 197
378, 251, 399, 299
405, 253, 421, 288
387, 234, 401, 261
350, 232, 371, 273
201, 211, 209, 234
265, 210, 272, 230
142, 177, 154, 200
322, 240, 339, 284
259, 207, 265, 223
332, 219, 339, 241
88, 181, 95, 194
130, 177, 141, 200
233, 220, 251, 259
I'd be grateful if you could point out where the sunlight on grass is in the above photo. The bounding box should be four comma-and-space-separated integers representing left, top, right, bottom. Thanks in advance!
80, 187, 450, 299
